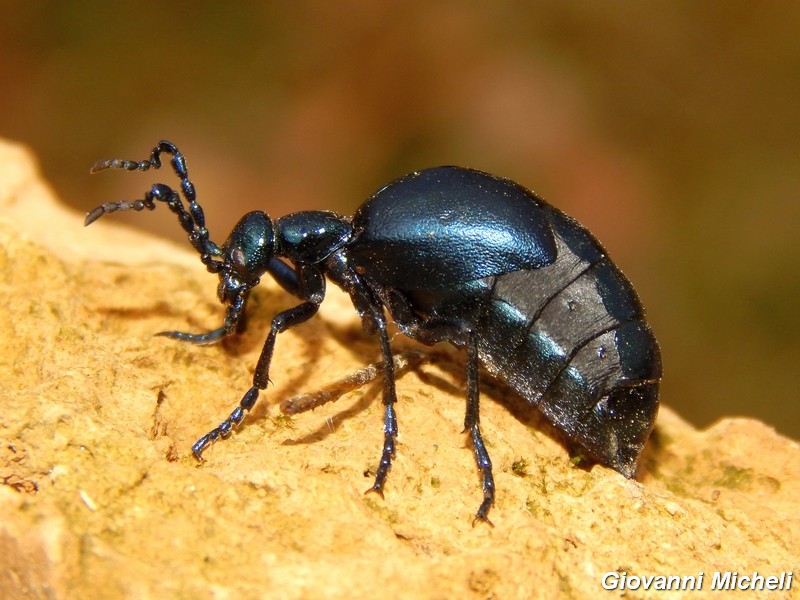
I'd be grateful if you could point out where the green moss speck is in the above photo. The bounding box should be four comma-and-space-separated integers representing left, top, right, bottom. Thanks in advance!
511, 457, 529, 477
568, 455, 581, 468
270, 413, 296, 430
525, 498, 553, 522
713, 465, 753, 489
363, 496, 399, 524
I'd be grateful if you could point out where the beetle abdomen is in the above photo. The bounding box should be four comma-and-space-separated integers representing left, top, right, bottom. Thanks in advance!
394, 205, 660, 475
475, 207, 661, 476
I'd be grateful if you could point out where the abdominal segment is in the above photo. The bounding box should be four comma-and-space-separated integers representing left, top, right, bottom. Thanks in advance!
475, 208, 660, 475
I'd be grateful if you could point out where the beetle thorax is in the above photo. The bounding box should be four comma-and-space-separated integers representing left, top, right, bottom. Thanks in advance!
275, 211, 352, 264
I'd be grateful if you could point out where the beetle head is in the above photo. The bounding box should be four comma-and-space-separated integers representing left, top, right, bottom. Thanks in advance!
218, 211, 275, 302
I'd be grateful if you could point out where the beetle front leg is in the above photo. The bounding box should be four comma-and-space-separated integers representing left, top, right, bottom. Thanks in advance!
191, 268, 325, 459
158, 294, 248, 346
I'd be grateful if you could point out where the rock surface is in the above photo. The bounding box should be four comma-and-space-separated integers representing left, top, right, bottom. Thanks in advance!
0, 138, 798, 599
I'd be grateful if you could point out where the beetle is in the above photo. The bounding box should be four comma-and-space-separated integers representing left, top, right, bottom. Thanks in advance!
86, 140, 661, 524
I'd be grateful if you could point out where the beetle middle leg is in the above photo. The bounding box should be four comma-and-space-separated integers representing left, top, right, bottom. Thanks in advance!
322, 255, 402, 498
364, 311, 400, 498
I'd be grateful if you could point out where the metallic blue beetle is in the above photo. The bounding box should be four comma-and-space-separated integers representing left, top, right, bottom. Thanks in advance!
86, 141, 661, 524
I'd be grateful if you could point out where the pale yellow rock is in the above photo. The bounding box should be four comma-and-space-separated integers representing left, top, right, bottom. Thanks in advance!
0, 138, 798, 599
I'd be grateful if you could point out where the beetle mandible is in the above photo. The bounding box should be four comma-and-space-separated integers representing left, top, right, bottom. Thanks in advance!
85, 140, 661, 524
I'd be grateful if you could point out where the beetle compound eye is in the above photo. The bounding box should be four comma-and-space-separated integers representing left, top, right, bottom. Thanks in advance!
231, 247, 247, 273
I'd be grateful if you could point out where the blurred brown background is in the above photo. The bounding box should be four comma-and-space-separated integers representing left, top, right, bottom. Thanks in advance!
1, 3, 798, 438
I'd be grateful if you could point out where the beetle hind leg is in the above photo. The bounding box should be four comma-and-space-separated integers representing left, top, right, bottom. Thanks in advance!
464, 332, 495, 526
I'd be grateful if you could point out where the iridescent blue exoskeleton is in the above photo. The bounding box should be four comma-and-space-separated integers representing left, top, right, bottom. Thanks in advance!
86, 141, 661, 524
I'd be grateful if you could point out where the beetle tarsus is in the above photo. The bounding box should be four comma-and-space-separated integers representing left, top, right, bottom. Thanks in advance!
468, 423, 496, 525
366, 414, 396, 498
472, 504, 495, 528
192, 402, 250, 461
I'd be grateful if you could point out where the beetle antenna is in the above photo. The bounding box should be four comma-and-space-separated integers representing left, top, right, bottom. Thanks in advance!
86, 140, 223, 271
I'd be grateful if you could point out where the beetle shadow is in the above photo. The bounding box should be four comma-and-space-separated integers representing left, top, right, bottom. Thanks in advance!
411, 353, 584, 467
277, 320, 580, 465
280, 320, 665, 481
99, 295, 660, 479
93, 297, 261, 356
197, 309, 655, 481
276, 319, 396, 445
95, 287, 329, 427
94, 301, 189, 327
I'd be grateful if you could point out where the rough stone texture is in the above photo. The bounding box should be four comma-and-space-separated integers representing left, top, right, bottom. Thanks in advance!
0, 137, 798, 599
